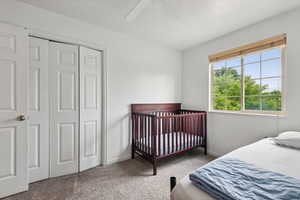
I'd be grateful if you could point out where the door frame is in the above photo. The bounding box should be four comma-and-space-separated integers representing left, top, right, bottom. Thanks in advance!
28, 29, 109, 166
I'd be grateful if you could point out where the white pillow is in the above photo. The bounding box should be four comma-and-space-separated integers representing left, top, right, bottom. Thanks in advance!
273, 131, 300, 149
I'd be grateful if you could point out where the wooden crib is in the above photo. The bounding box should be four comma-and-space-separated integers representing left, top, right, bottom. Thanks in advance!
131, 103, 207, 175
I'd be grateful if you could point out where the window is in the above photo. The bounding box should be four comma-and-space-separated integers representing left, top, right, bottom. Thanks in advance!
209, 35, 286, 115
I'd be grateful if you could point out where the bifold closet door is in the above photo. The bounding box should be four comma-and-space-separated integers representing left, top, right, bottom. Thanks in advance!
49, 42, 79, 177
79, 47, 102, 171
28, 37, 49, 183
0, 22, 28, 198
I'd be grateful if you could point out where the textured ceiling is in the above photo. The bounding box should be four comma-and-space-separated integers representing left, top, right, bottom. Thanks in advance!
18, 0, 300, 50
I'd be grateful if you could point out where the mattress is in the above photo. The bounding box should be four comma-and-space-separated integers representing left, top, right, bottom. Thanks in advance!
136, 132, 202, 156
171, 138, 300, 200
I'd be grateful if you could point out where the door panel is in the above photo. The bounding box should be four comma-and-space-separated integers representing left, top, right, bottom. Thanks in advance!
0, 127, 16, 178
49, 42, 79, 177
58, 123, 75, 163
28, 125, 39, 169
28, 37, 49, 183
0, 23, 28, 198
79, 46, 101, 171
0, 60, 16, 110
58, 71, 76, 111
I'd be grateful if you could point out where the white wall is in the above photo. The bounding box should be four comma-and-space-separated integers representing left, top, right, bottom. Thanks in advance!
0, 0, 182, 164
182, 7, 300, 156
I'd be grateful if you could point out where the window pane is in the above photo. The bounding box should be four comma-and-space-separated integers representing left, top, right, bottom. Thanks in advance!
227, 67, 241, 77
262, 96, 281, 111
261, 48, 281, 60
213, 67, 241, 97
213, 96, 241, 111
245, 96, 261, 110
226, 97, 241, 111
244, 53, 260, 64
261, 58, 281, 78
244, 62, 260, 79
213, 67, 226, 77
213, 61, 226, 69
261, 78, 281, 94
227, 57, 241, 67
213, 96, 226, 110
245, 78, 261, 96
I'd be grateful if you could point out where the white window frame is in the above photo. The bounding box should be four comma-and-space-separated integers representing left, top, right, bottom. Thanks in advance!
209, 46, 286, 116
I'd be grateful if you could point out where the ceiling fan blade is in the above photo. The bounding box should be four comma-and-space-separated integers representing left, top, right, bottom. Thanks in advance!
125, 0, 152, 22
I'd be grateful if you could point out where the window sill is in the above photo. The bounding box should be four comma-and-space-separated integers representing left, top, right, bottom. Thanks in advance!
209, 110, 286, 118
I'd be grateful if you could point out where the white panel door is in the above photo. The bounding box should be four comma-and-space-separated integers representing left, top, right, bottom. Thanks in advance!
49, 42, 79, 177
79, 47, 102, 171
28, 37, 49, 183
0, 23, 28, 198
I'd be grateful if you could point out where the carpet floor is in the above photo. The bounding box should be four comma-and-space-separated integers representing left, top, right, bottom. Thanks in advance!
4, 150, 214, 200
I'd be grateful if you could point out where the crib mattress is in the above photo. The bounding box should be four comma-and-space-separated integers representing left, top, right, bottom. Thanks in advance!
136, 132, 203, 156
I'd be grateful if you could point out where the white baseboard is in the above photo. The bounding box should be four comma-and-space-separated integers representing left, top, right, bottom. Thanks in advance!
207, 150, 221, 158
106, 154, 131, 165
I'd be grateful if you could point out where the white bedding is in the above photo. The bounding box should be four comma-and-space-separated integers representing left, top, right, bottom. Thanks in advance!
171, 138, 300, 200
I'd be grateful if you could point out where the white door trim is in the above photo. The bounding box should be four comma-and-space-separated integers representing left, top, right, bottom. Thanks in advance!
28, 30, 108, 165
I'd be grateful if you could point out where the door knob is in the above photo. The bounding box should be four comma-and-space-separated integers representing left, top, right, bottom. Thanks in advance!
17, 115, 26, 121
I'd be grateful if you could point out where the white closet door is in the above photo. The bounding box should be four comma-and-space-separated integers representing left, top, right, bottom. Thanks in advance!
0, 23, 28, 198
49, 42, 79, 177
79, 47, 102, 171
28, 37, 49, 183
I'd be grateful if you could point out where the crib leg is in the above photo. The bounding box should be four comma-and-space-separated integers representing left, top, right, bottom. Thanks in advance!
131, 146, 135, 159
204, 146, 207, 155
153, 159, 157, 175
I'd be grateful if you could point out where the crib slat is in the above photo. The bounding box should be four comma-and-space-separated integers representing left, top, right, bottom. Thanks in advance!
201, 115, 204, 145
190, 117, 193, 148
148, 116, 150, 155
142, 116, 144, 152
192, 116, 194, 147
144, 116, 146, 153
163, 118, 166, 155
167, 118, 170, 154
195, 115, 199, 146
145, 116, 148, 154
132, 114, 136, 150
177, 117, 180, 151
198, 115, 200, 145
171, 114, 174, 153
174, 117, 176, 152
204, 114, 207, 148
136, 115, 139, 148
137, 115, 140, 151
144, 116, 147, 152
144, 116, 147, 153
158, 117, 161, 157
183, 115, 186, 149
188, 117, 192, 148
179, 117, 182, 150
141, 116, 144, 152
194, 116, 197, 146
141, 116, 145, 152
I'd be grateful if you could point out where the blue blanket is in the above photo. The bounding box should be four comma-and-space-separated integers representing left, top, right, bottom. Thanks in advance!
190, 158, 300, 200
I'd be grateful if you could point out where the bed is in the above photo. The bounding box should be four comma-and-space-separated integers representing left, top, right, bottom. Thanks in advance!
131, 103, 207, 175
171, 138, 300, 200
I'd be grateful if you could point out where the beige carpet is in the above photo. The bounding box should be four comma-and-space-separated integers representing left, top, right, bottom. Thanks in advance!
5, 150, 214, 200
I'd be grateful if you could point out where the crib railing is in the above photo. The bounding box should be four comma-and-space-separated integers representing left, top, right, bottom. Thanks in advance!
155, 112, 207, 157
132, 110, 207, 159
131, 112, 155, 157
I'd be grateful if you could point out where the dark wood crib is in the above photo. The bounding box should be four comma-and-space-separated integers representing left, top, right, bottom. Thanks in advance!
131, 103, 207, 175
